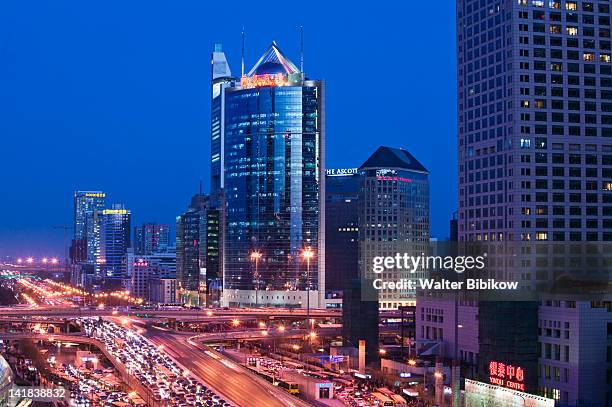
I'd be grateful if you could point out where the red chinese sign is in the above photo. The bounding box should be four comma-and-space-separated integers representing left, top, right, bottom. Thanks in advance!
489, 361, 525, 391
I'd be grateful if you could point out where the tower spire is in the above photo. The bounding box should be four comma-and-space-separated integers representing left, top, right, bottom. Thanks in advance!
241, 27, 245, 77
300, 25, 304, 74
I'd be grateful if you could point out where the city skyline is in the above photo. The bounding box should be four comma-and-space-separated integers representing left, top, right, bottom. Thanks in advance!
0, 1, 457, 256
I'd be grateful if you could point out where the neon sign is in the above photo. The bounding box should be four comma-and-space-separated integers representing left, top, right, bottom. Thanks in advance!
240, 73, 288, 89
376, 176, 413, 183
326, 168, 358, 176
489, 361, 525, 391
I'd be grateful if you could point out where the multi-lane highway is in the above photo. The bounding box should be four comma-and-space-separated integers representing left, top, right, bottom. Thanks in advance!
142, 327, 312, 407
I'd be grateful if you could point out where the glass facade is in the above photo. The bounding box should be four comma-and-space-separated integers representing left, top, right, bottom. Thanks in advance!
73, 191, 105, 269
223, 84, 322, 294
100, 204, 131, 282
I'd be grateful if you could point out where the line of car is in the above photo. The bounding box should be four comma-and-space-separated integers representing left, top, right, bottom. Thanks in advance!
81, 318, 234, 407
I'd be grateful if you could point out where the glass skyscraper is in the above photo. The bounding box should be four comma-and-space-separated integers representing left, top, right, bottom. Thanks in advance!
218, 42, 325, 308
100, 203, 131, 285
72, 190, 105, 273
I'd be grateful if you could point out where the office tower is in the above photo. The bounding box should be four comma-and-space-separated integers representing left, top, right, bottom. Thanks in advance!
130, 257, 153, 300
451, 1, 612, 404
176, 193, 214, 306
359, 146, 430, 310
210, 43, 234, 203
325, 168, 360, 293
99, 204, 131, 286
133, 223, 170, 255
128, 247, 176, 303
219, 42, 325, 308
72, 191, 105, 270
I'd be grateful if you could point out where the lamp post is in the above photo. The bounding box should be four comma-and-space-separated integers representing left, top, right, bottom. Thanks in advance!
250, 251, 262, 307
301, 248, 315, 336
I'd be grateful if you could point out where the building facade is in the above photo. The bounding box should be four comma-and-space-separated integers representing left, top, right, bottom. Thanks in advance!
72, 191, 105, 284
359, 146, 430, 310
133, 223, 170, 255
325, 168, 360, 294
99, 204, 131, 286
176, 193, 210, 305
219, 42, 325, 308
448, 0, 612, 404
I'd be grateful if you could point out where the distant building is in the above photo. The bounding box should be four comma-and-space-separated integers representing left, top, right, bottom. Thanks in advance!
358, 146, 430, 310
71, 191, 105, 285
100, 204, 131, 286
130, 257, 154, 300
149, 278, 177, 304
449, 211, 458, 242
219, 42, 325, 308
325, 168, 360, 294
176, 193, 215, 306
133, 223, 170, 255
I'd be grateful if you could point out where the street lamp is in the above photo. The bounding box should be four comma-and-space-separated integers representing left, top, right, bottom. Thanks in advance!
250, 251, 262, 307
301, 247, 315, 336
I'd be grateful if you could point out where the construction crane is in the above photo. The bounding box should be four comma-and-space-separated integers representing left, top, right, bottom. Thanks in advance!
52, 224, 73, 271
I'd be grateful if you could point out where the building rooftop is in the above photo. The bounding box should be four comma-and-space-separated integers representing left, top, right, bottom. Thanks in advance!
247, 42, 299, 77
359, 146, 428, 173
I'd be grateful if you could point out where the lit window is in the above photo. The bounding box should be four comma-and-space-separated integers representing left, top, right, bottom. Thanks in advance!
550, 25, 561, 34
566, 27, 578, 36
565, 1, 577, 10
520, 139, 532, 148
518, 0, 528, 4
536, 232, 548, 241
532, 0, 544, 6
584, 53, 595, 61
603, 182, 612, 191
551, 63, 562, 71
549, 1, 560, 8
601, 54, 611, 63
521, 100, 530, 108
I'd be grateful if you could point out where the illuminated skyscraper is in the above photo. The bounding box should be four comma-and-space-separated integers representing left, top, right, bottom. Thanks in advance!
219, 42, 325, 308
71, 191, 105, 286
100, 204, 131, 285
358, 146, 430, 310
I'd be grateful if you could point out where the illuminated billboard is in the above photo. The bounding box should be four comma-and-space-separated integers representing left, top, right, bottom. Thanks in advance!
464, 379, 554, 407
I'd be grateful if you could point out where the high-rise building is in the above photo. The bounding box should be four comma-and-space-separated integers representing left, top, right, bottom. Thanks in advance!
99, 204, 131, 286
175, 193, 212, 306
325, 168, 360, 293
430, 1, 612, 404
72, 191, 105, 271
210, 43, 234, 204
133, 223, 170, 255
359, 146, 430, 310
218, 42, 325, 308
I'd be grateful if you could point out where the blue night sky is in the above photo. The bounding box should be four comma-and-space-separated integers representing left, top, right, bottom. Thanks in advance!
0, 1, 457, 257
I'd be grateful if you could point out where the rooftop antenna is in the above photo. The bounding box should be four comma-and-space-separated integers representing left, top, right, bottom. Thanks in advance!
241, 27, 245, 77
300, 25, 304, 74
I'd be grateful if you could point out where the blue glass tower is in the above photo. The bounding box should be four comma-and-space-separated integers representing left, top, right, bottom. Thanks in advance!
220, 42, 325, 308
